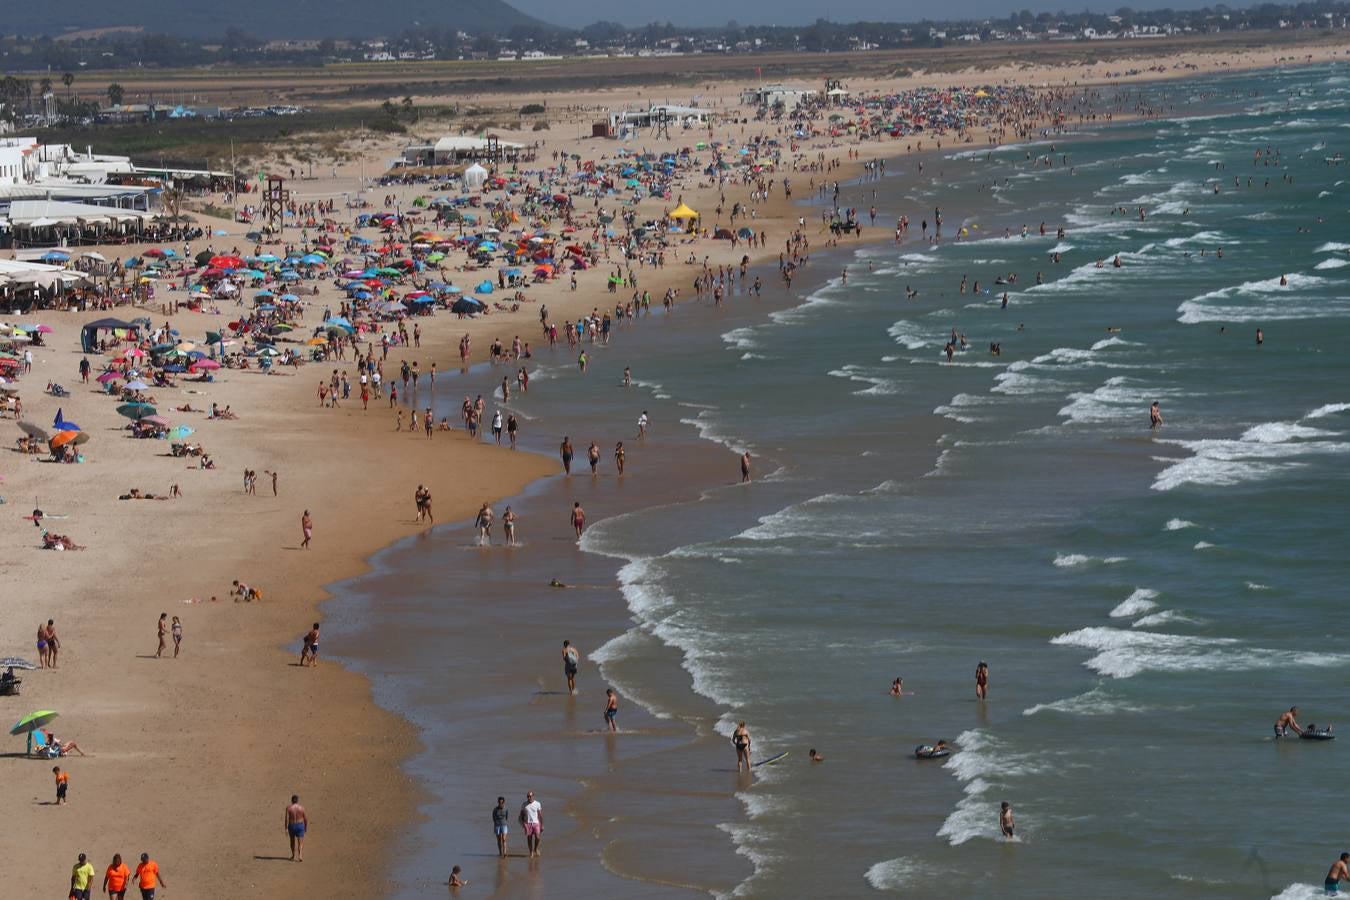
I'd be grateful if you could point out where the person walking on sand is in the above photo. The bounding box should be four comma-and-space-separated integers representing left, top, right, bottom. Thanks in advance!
520, 792, 543, 858
604, 688, 619, 732
562, 640, 580, 694
155, 613, 168, 658
1326, 852, 1350, 894
560, 436, 574, 475
301, 623, 320, 667
637, 410, 648, 441
44, 619, 60, 668
733, 722, 752, 773
54, 765, 69, 803
571, 502, 586, 538
614, 442, 625, 476
134, 853, 164, 898
1000, 801, 1015, 839
587, 441, 601, 475
301, 510, 313, 549
503, 506, 517, 546
286, 795, 309, 861
741, 451, 752, 483
492, 796, 510, 858
70, 852, 95, 900
475, 503, 493, 546
171, 616, 182, 659
103, 852, 131, 900
976, 661, 989, 700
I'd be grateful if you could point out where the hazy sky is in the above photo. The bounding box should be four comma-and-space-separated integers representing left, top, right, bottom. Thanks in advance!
511, 0, 1223, 27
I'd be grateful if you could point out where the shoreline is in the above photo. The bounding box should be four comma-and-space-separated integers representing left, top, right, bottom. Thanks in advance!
7, 43, 1349, 898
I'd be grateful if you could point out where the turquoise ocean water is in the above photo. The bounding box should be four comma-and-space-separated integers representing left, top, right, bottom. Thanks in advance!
332, 64, 1350, 898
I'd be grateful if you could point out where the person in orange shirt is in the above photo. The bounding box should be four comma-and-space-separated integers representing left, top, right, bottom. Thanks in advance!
53, 765, 68, 805
103, 853, 131, 900
134, 853, 165, 900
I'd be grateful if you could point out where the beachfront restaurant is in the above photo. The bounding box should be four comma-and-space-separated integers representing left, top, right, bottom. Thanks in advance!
1, 199, 153, 249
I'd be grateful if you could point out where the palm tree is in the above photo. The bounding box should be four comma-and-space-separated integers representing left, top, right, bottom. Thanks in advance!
107, 82, 124, 107
61, 71, 74, 101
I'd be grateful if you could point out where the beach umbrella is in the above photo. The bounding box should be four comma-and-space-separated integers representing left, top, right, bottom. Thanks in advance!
52, 410, 81, 431
11, 709, 57, 734
189, 359, 220, 371
95, 371, 120, 384
194, 250, 214, 265
39, 250, 70, 263
140, 415, 170, 427
124, 379, 148, 390
11, 709, 58, 756
17, 421, 50, 441
116, 402, 156, 420
48, 430, 83, 450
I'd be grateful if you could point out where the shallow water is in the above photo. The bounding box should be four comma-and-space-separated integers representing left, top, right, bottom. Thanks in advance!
330, 64, 1350, 898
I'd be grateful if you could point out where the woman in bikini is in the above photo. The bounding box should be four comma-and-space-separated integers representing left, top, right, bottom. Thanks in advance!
733, 722, 752, 772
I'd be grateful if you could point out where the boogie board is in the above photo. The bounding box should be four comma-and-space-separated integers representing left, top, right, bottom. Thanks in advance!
915, 746, 952, 760
753, 752, 789, 768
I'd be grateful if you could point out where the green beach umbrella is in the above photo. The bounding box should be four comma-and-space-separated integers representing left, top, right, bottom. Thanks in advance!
116, 402, 156, 420
11, 709, 57, 756
10, 709, 57, 735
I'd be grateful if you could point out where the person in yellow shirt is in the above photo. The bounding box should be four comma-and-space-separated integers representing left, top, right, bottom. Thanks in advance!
69, 852, 95, 900
103, 853, 131, 900
134, 853, 166, 900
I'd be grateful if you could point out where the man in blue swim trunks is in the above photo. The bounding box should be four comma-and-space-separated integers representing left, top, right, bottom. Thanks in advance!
1327, 852, 1349, 894
492, 796, 510, 858
285, 794, 308, 862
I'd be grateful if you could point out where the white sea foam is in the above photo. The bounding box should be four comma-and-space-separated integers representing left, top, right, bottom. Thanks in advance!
1241, 422, 1336, 443
938, 730, 1041, 846
1022, 685, 1149, 717
1059, 376, 1168, 425
1050, 626, 1348, 678
1315, 257, 1350, 271
1165, 518, 1197, 531
1054, 553, 1126, 568
1133, 610, 1201, 628
1090, 336, 1139, 351
1246, 582, 1272, 591
679, 408, 748, 454
589, 627, 675, 720
1109, 588, 1159, 618
1305, 402, 1350, 419
1176, 273, 1331, 324
887, 319, 932, 350
721, 326, 760, 351
1193, 541, 1216, 550
933, 392, 993, 423
864, 857, 943, 891
1152, 420, 1350, 491
1314, 242, 1350, 253
827, 364, 902, 396
1271, 884, 1333, 900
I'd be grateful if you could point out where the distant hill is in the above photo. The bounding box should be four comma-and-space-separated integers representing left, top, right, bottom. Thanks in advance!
11, 0, 554, 40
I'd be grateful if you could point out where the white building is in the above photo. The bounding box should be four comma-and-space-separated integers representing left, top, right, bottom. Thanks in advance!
741, 84, 818, 110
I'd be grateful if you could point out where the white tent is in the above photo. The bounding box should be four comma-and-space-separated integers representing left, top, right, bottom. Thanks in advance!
463, 163, 488, 191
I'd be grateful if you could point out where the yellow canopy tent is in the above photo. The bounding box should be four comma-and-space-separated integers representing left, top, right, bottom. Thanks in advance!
668, 203, 699, 220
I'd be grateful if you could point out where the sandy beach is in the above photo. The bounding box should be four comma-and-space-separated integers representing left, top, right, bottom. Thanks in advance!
6, 35, 1350, 898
